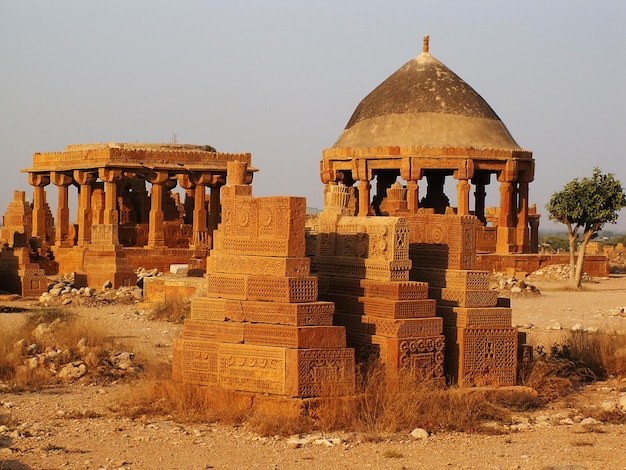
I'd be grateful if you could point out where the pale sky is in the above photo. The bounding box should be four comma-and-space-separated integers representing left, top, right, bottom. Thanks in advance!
1, 1, 625, 231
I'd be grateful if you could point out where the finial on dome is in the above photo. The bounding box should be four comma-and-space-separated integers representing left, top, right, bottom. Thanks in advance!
423, 34, 430, 53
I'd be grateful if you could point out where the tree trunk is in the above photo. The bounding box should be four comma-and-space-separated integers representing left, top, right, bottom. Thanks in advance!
573, 230, 595, 288
568, 232, 577, 288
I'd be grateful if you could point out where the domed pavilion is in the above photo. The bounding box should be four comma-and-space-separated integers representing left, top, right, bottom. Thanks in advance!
320, 36, 538, 254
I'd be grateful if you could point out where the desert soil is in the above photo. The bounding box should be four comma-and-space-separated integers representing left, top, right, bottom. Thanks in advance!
1, 275, 626, 470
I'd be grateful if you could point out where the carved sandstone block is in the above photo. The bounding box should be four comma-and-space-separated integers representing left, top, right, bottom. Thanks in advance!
316, 215, 410, 262
317, 276, 428, 300
320, 293, 437, 319
315, 257, 411, 281
436, 306, 513, 329
244, 324, 346, 349
191, 297, 335, 325
334, 314, 442, 339
444, 326, 518, 387
348, 334, 445, 378
201, 274, 318, 303
180, 319, 244, 343
285, 348, 356, 397
219, 195, 306, 257
429, 287, 498, 308
412, 268, 490, 290
207, 252, 311, 277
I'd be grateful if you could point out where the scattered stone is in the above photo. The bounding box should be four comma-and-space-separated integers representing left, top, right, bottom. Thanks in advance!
58, 362, 87, 381
410, 428, 429, 440
548, 321, 562, 331
580, 417, 602, 426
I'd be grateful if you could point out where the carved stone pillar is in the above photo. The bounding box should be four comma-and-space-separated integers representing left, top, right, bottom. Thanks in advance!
51, 172, 73, 247
496, 180, 516, 254
28, 173, 50, 240
516, 181, 530, 253
74, 170, 96, 247
99, 169, 123, 225
456, 178, 471, 216
193, 184, 207, 234
146, 171, 169, 248
183, 189, 194, 225
529, 215, 540, 254
208, 178, 224, 242
357, 180, 371, 217
406, 180, 419, 213
474, 183, 486, 224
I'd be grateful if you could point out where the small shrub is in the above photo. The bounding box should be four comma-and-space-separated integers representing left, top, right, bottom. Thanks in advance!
149, 298, 190, 323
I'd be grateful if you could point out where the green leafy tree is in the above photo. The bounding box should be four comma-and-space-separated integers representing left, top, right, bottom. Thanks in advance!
546, 168, 626, 288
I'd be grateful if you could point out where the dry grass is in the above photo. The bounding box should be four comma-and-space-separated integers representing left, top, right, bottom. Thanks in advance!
522, 329, 626, 403
0, 307, 134, 390
566, 330, 626, 378
148, 298, 190, 323
117, 361, 536, 436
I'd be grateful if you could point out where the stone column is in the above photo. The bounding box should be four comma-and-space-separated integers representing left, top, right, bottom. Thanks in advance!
357, 180, 371, 217
74, 170, 96, 247
50, 172, 73, 247
529, 215, 540, 254
516, 181, 530, 253
456, 178, 471, 216
406, 180, 419, 213
474, 182, 487, 224
496, 180, 516, 254
208, 178, 224, 242
193, 184, 207, 234
146, 171, 169, 248
99, 169, 123, 225
28, 173, 50, 240
183, 189, 194, 225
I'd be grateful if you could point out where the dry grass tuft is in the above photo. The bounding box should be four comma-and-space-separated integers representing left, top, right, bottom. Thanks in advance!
566, 330, 626, 378
523, 329, 626, 403
148, 298, 190, 323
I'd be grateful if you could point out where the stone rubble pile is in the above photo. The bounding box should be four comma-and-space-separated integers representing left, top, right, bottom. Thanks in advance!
38, 268, 162, 307
527, 264, 592, 282
1, 324, 138, 390
491, 273, 541, 297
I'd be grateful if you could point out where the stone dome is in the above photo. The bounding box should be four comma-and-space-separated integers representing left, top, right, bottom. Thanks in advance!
333, 37, 521, 151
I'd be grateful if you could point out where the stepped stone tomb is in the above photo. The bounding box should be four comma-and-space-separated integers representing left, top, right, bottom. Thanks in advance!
0, 36, 611, 395
173, 162, 355, 397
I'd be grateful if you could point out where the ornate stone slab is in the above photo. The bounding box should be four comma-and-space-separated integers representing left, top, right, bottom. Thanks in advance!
444, 326, 518, 386
436, 306, 513, 328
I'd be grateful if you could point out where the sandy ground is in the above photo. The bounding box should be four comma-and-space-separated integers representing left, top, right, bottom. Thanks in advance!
1, 275, 626, 470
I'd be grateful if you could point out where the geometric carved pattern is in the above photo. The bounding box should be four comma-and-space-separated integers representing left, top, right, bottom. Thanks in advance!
321, 292, 437, 319
218, 343, 287, 395
405, 213, 478, 270
428, 287, 498, 308
175, 339, 355, 398
334, 314, 443, 339
444, 327, 518, 386
317, 276, 428, 301
437, 306, 513, 329
191, 297, 336, 325
288, 348, 356, 397
207, 252, 311, 277
412, 268, 489, 290
316, 216, 410, 262
243, 324, 346, 349
205, 274, 318, 303
315, 257, 412, 282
